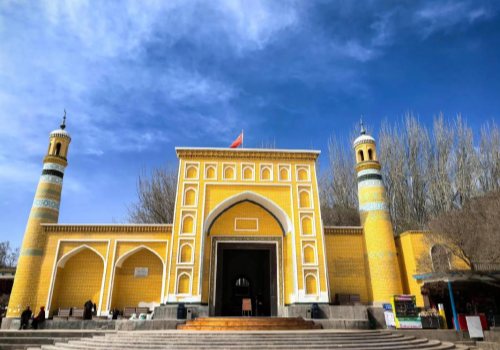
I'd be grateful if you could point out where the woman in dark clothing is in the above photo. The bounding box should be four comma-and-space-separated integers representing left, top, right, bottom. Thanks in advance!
31, 306, 45, 329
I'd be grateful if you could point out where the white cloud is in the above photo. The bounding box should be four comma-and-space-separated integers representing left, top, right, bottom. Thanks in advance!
414, 1, 492, 37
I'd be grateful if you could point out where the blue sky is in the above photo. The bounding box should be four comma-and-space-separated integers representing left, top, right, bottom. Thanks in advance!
1, 1, 499, 247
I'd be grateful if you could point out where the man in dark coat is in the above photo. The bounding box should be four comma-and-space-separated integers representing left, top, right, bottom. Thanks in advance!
19, 306, 32, 330
84, 300, 93, 320
31, 306, 46, 329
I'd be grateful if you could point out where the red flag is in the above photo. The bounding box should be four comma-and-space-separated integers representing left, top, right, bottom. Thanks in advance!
229, 131, 244, 148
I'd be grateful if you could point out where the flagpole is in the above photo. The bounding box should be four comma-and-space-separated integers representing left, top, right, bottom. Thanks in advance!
241, 129, 244, 148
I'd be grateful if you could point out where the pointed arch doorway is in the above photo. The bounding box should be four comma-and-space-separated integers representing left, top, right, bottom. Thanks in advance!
209, 237, 283, 317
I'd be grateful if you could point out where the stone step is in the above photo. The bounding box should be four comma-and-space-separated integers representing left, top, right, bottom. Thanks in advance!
36, 330, 471, 350
178, 317, 321, 330
64, 335, 417, 346
0, 331, 107, 338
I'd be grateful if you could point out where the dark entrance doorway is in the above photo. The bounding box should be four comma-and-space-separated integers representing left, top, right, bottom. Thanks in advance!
214, 243, 277, 316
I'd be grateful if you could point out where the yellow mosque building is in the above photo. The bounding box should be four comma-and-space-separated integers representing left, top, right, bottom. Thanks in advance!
7, 119, 438, 319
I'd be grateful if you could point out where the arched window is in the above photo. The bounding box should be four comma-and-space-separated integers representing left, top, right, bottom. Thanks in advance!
301, 216, 313, 235
305, 274, 317, 295
243, 166, 253, 180
186, 165, 198, 179
234, 276, 250, 296
279, 167, 289, 181
298, 168, 308, 181
303, 245, 315, 264
368, 149, 373, 160
179, 243, 192, 263
261, 166, 271, 181
181, 215, 194, 234
431, 245, 451, 272
177, 273, 190, 294
184, 188, 196, 206
224, 166, 235, 180
205, 166, 216, 179
55, 143, 61, 156
299, 190, 311, 208
358, 150, 364, 162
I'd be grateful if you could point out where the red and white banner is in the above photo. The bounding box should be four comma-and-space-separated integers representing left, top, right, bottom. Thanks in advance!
229, 131, 244, 148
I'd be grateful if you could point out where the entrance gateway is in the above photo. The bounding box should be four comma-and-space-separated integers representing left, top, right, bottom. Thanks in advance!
209, 237, 283, 317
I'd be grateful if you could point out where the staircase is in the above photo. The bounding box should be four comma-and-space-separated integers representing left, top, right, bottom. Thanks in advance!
177, 317, 321, 330
0, 330, 111, 350
37, 329, 471, 349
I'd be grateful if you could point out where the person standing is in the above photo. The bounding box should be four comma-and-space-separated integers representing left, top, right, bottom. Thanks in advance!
83, 300, 93, 320
31, 306, 46, 329
19, 306, 32, 330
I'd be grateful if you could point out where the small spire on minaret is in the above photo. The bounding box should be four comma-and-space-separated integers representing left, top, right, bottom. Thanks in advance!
61, 109, 66, 130
360, 116, 366, 135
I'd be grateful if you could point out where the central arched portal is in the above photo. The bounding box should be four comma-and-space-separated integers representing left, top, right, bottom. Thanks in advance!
205, 196, 285, 317
214, 242, 277, 316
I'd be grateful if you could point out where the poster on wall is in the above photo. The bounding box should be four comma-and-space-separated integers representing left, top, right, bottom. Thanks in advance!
134, 267, 149, 277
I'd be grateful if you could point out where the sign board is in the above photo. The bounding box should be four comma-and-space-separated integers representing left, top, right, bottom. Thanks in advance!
134, 267, 149, 278
391, 295, 422, 329
242, 298, 252, 312
466, 316, 484, 339
384, 311, 396, 328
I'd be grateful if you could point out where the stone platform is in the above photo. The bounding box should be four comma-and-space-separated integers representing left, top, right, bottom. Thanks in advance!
36, 329, 470, 349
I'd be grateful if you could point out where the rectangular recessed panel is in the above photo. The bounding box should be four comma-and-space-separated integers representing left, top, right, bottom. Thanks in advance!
234, 218, 258, 231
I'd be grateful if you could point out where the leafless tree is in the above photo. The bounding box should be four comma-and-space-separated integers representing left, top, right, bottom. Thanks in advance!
427, 114, 454, 214
479, 121, 500, 193
0, 242, 19, 268
320, 135, 360, 226
426, 191, 500, 271
379, 120, 411, 233
404, 113, 431, 228
128, 166, 178, 223
453, 115, 479, 206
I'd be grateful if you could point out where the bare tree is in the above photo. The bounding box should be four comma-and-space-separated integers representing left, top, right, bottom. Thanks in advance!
427, 191, 500, 270
320, 135, 360, 226
128, 166, 178, 223
404, 113, 431, 228
428, 114, 454, 214
479, 121, 500, 193
379, 120, 410, 233
327, 136, 358, 208
453, 115, 479, 206
0, 242, 19, 268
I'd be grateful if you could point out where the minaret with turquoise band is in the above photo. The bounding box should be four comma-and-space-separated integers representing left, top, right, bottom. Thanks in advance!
354, 120, 402, 305
7, 113, 71, 317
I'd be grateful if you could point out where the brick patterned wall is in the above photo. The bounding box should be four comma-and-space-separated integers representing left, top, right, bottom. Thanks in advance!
324, 231, 370, 303
50, 249, 103, 313
111, 249, 163, 310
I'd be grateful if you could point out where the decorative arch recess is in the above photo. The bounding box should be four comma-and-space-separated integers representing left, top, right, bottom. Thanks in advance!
57, 244, 105, 268
204, 192, 292, 236
115, 245, 165, 268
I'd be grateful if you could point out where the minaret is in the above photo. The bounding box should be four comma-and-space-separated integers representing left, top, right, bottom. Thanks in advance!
354, 120, 402, 305
7, 112, 71, 317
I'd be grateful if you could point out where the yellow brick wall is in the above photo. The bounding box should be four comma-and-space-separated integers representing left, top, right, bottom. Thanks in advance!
170, 152, 328, 306
28, 227, 170, 316
50, 249, 103, 312
111, 249, 163, 310
324, 232, 370, 303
